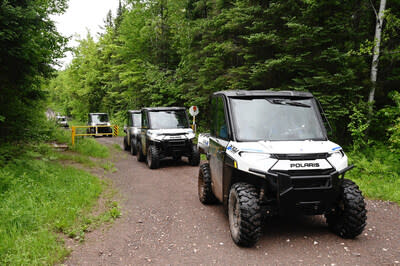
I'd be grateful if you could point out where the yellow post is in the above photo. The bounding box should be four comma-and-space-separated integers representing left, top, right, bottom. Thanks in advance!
71, 126, 76, 146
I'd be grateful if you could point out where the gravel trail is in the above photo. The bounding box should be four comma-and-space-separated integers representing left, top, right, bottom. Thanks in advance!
64, 137, 400, 265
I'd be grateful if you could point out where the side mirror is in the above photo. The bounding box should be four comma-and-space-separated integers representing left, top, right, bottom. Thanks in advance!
123, 125, 127, 133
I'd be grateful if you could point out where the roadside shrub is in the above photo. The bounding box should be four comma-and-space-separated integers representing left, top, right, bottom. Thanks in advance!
348, 101, 371, 150
386, 91, 400, 153
347, 144, 400, 204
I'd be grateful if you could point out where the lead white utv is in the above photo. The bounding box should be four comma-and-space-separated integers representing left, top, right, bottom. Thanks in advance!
198, 90, 367, 247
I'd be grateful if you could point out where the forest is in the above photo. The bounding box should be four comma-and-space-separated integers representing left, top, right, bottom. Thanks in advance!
1, 0, 399, 183
1, 0, 400, 263
0, 0, 399, 148
43, 0, 399, 148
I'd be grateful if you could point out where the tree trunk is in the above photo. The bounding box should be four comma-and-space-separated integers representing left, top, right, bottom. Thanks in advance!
368, 0, 387, 107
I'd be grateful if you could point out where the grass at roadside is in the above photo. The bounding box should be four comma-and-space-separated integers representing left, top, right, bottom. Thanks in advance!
0, 128, 119, 265
347, 145, 400, 205
71, 138, 109, 158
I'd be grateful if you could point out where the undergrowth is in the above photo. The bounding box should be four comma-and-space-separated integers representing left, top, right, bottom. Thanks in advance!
0, 128, 119, 265
347, 144, 400, 205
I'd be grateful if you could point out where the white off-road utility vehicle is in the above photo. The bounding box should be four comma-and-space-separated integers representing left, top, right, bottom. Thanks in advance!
56, 115, 69, 128
123, 110, 141, 155
137, 107, 200, 169
87, 113, 112, 137
198, 90, 367, 247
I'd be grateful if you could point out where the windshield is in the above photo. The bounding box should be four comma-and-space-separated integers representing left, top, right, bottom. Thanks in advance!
149, 110, 189, 129
91, 114, 109, 124
230, 98, 326, 141
132, 113, 141, 127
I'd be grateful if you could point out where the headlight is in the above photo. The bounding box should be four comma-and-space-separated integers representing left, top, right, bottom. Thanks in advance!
329, 150, 344, 160
107, 122, 111, 126
147, 131, 162, 141
187, 132, 196, 139
239, 152, 271, 160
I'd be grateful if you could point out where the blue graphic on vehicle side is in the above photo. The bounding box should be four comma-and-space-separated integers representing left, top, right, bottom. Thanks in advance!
241, 148, 264, 153
332, 146, 342, 151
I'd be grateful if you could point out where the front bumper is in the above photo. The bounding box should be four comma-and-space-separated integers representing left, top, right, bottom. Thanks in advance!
249, 165, 354, 215
156, 139, 193, 157
88, 126, 113, 134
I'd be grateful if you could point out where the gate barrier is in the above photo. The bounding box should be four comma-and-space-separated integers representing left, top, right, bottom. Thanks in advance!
71, 125, 119, 146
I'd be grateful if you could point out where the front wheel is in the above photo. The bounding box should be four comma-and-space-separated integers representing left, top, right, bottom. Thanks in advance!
228, 183, 262, 247
123, 136, 129, 151
147, 145, 160, 169
198, 163, 216, 204
325, 179, 367, 238
136, 142, 146, 162
130, 138, 137, 155
188, 145, 200, 166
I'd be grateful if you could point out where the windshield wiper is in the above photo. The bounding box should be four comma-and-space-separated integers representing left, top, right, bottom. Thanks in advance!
285, 101, 310, 108
268, 99, 310, 108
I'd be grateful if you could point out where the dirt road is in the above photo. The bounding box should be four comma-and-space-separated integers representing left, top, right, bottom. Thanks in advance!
65, 137, 400, 265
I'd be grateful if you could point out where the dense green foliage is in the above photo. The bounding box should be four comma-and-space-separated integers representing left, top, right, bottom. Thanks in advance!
0, 129, 120, 265
348, 145, 400, 204
47, 0, 400, 148
0, 145, 102, 265
0, 0, 68, 140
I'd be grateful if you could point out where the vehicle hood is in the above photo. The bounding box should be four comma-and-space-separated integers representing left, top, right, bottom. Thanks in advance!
232, 140, 342, 154
91, 122, 110, 125
149, 128, 193, 135
228, 140, 348, 174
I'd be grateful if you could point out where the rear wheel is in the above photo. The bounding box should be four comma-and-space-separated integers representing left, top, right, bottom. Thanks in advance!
198, 163, 216, 204
188, 145, 200, 166
325, 179, 367, 238
136, 142, 146, 162
228, 183, 262, 247
130, 138, 137, 155
123, 136, 129, 151
147, 145, 160, 169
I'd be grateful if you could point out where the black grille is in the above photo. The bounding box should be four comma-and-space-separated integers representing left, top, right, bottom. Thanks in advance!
273, 168, 335, 189
292, 177, 331, 189
97, 127, 112, 133
274, 168, 335, 176
168, 140, 186, 149
272, 153, 329, 160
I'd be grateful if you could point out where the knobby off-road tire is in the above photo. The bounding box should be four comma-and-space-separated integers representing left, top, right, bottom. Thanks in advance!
325, 179, 367, 238
130, 138, 137, 155
136, 142, 146, 162
198, 163, 216, 204
228, 183, 262, 247
188, 145, 200, 166
123, 136, 129, 151
147, 145, 160, 169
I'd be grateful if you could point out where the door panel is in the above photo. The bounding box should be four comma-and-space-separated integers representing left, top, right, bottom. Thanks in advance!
209, 136, 228, 202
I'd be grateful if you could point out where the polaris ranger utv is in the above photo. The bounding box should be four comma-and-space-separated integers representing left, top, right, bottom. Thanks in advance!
198, 90, 367, 247
136, 107, 200, 169
87, 113, 112, 137
123, 110, 141, 155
